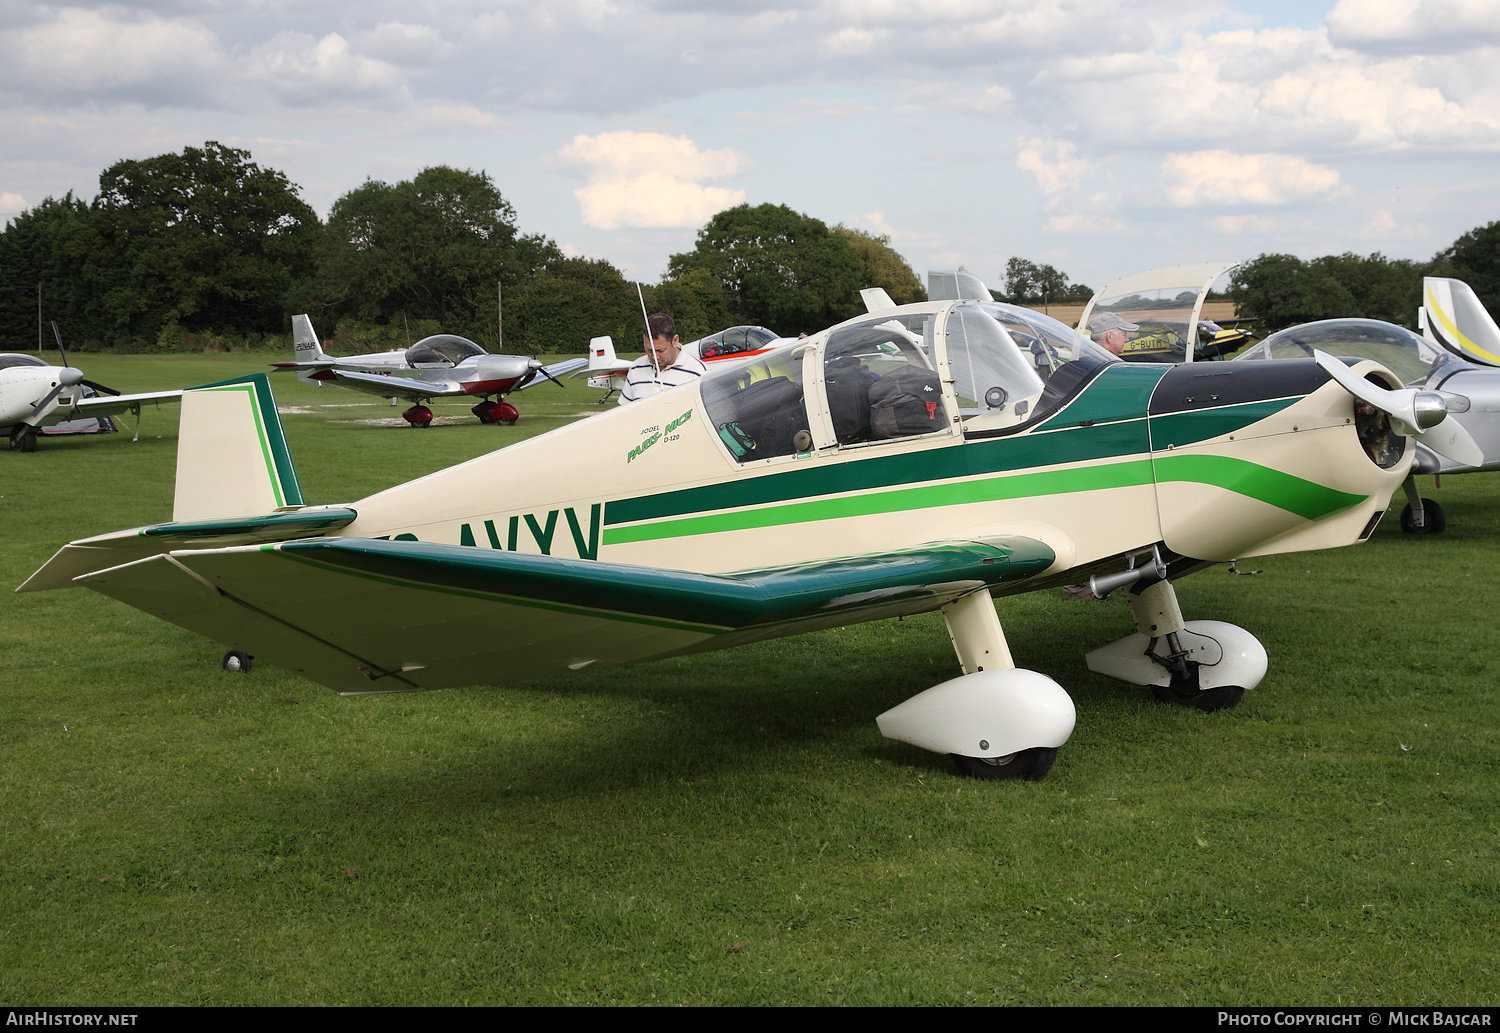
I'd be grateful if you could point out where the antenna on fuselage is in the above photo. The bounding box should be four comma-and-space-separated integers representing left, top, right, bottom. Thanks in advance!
636, 282, 657, 373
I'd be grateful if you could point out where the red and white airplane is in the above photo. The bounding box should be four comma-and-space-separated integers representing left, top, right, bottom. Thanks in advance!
273, 315, 586, 427
575, 324, 786, 400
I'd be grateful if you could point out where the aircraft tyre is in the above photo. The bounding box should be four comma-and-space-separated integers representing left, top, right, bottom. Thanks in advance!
950, 747, 1057, 781
1151, 671, 1245, 713
10, 427, 37, 452
1400, 499, 1446, 534
222, 650, 253, 673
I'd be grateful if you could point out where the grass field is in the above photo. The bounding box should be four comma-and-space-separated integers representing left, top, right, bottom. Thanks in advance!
2, 355, 1498, 1005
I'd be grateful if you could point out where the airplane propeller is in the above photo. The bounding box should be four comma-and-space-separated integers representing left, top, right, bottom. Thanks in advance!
29, 367, 85, 421
1314, 350, 1484, 467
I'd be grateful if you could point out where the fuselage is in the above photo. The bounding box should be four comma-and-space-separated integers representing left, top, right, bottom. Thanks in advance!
334, 301, 1411, 587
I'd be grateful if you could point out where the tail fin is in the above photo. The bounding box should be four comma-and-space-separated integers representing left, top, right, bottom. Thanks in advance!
1423, 277, 1500, 367
587, 335, 618, 371
291, 314, 330, 385
173, 373, 303, 522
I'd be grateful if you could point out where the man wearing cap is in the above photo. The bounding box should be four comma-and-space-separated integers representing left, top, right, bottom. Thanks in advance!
1089, 312, 1139, 356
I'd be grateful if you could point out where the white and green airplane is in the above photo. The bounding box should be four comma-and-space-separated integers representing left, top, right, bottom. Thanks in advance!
18, 294, 1475, 780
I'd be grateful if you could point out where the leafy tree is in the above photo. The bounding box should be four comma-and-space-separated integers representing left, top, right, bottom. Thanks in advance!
89, 141, 319, 346
1431, 220, 1500, 314
646, 267, 733, 343
0, 193, 97, 350
1230, 252, 1422, 331
1001, 257, 1087, 304
833, 226, 926, 305
301, 165, 560, 349
510, 256, 641, 356
667, 203, 864, 333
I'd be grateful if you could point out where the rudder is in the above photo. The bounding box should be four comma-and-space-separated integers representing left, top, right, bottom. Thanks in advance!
173, 373, 303, 522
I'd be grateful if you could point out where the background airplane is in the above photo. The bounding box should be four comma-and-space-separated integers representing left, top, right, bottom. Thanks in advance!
1, 325, 181, 453
23, 289, 1469, 782
1075, 262, 1252, 362
575, 324, 785, 401
274, 315, 586, 427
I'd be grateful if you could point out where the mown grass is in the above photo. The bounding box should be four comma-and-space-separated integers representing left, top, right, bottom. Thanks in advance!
2, 354, 1498, 1005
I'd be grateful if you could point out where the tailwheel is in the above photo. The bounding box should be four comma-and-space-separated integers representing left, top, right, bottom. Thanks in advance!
1399, 498, 1446, 534
222, 650, 253, 673
401, 404, 434, 428
950, 747, 1058, 782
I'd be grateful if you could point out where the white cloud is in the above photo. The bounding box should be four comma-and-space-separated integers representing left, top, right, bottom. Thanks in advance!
1160, 150, 1342, 206
1326, 0, 1500, 52
557, 131, 749, 229
1208, 214, 1282, 235
1354, 208, 1431, 239
246, 32, 410, 107
1, 192, 27, 219
1045, 212, 1131, 235
1016, 136, 1091, 210
0, 7, 230, 107
1044, 26, 1500, 154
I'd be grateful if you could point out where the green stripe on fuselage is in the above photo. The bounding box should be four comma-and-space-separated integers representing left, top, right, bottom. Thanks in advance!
603, 459, 1156, 545
1152, 454, 1366, 520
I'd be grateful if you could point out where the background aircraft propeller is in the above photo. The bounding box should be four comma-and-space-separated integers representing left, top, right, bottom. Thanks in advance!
1314, 349, 1484, 467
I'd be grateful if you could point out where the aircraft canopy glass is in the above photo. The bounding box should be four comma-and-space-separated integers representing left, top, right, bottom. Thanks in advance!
696, 326, 779, 359
700, 346, 809, 463
406, 335, 485, 366
0, 353, 48, 370
1237, 318, 1442, 386
944, 303, 1114, 434
1086, 283, 1205, 362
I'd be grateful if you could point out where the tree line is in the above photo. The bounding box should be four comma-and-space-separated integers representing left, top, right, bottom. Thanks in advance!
1229, 226, 1500, 332
0, 142, 926, 355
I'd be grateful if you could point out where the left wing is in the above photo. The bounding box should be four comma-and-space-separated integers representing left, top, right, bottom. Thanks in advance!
61, 389, 183, 420
73, 535, 1055, 694
310, 368, 460, 401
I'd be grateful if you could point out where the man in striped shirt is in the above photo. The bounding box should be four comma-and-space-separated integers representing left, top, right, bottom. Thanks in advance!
618, 313, 708, 405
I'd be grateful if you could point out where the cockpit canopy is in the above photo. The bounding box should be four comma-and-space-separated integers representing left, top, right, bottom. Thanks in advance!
700, 300, 1114, 463
1237, 318, 1442, 386
406, 335, 485, 367
695, 326, 779, 359
0, 353, 49, 370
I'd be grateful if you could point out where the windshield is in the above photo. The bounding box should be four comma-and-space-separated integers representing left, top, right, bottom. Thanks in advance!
944, 302, 1114, 433
1085, 284, 1205, 362
406, 334, 485, 366
0, 353, 48, 370
1237, 318, 1441, 385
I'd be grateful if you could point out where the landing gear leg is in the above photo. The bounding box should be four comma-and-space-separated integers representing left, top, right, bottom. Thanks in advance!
1087, 576, 1266, 711
1399, 475, 1446, 534
876, 588, 1075, 781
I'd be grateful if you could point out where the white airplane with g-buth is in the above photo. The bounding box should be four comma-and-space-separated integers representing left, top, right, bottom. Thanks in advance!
20, 276, 1477, 780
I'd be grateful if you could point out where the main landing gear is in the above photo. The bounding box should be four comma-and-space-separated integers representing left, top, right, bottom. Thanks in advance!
875, 559, 1267, 782
401, 404, 434, 428
471, 400, 519, 425
877, 588, 1077, 781
1085, 575, 1267, 712
1398, 475, 1446, 534
9, 425, 37, 452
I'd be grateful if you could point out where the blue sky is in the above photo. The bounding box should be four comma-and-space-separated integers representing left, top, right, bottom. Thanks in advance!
2, 1, 1497, 307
